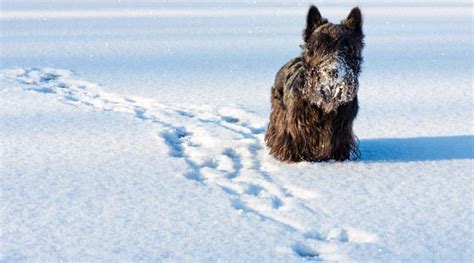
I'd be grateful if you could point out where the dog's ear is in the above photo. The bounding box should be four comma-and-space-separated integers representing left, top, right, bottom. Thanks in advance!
341, 7, 362, 31
304, 5, 326, 42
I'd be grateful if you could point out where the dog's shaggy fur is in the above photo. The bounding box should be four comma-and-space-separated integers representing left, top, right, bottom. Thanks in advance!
265, 6, 364, 162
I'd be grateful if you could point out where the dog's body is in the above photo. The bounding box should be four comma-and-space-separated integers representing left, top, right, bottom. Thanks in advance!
265, 6, 364, 162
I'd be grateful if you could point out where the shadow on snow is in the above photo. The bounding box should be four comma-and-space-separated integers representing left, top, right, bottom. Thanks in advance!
359, 135, 474, 162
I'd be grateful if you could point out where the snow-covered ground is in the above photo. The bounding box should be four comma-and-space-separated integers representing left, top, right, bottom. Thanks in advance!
1, 0, 473, 261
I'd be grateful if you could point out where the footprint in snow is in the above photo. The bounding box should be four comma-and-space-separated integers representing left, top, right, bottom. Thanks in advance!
1, 67, 379, 261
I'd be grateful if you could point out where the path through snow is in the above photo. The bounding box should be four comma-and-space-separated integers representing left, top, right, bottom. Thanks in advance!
1, 67, 379, 261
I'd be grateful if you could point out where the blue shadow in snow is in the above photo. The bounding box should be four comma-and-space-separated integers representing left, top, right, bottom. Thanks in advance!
359, 135, 474, 162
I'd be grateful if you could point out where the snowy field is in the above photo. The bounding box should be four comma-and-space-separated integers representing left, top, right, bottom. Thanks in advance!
1, 0, 473, 261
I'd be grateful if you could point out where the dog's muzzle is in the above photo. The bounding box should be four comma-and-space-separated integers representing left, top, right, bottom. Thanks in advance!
302, 55, 358, 113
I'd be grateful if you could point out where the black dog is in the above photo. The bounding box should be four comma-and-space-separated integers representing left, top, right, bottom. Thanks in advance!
265, 6, 364, 162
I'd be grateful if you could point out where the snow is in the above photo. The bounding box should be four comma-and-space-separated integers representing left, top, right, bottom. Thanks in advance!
1, 0, 473, 262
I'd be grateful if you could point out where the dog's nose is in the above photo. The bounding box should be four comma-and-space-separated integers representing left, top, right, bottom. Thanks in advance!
329, 69, 338, 78
320, 88, 329, 99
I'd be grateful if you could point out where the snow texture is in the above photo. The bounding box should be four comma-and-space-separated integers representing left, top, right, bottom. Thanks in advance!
2, 67, 378, 261
1, 0, 473, 262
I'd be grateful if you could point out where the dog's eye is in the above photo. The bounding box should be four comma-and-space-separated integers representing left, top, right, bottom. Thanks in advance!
339, 37, 350, 47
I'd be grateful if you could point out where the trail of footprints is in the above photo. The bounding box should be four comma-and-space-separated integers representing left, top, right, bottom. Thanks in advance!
2, 67, 378, 261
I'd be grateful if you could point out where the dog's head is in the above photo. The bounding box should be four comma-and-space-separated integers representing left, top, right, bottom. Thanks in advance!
301, 6, 364, 113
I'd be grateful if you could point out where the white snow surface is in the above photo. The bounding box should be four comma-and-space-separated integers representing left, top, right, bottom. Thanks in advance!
1, 0, 473, 262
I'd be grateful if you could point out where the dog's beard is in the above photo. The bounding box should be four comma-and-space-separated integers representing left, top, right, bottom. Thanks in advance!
303, 54, 358, 113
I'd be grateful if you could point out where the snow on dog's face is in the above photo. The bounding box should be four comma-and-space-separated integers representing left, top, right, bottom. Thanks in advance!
301, 6, 364, 113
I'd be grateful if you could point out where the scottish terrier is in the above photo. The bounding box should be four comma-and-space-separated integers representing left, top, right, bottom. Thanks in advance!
265, 6, 364, 162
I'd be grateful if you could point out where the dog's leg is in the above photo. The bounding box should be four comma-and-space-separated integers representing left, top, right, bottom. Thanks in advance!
331, 97, 359, 160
